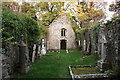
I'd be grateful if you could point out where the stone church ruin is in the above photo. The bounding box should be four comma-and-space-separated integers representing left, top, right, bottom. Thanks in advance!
47, 13, 77, 50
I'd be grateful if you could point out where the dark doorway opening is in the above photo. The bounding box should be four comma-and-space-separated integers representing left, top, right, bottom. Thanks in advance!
60, 40, 66, 49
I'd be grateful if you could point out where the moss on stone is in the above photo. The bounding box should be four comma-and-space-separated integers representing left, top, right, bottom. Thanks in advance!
71, 67, 101, 75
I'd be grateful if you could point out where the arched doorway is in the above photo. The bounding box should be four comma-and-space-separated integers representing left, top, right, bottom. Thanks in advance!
60, 40, 66, 49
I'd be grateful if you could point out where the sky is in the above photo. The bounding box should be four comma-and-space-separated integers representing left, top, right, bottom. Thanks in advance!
103, 0, 116, 21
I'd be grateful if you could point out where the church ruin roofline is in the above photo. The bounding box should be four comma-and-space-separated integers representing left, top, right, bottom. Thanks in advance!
47, 11, 77, 50
48, 13, 67, 26
48, 12, 79, 28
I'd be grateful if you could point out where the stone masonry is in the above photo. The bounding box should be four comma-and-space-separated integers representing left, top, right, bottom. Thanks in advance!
47, 13, 77, 50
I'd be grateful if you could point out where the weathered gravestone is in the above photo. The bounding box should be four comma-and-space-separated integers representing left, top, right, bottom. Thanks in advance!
32, 44, 36, 63
41, 39, 46, 56
105, 19, 120, 78
18, 35, 29, 74
37, 45, 41, 57
97, 25, 108, 71
83, 40, 86, 51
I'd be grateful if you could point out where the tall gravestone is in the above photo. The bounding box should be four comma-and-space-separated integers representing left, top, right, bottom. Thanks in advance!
41, 39, 46, 56
97, 25, 108, 71
18, 35, 29, 74
83, 40, 86, 51
37, 45, 41, 57
32, 44, 36, 63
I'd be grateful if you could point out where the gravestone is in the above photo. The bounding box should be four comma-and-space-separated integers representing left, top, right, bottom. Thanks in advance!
99, 27, 107, 61
83, 40, 86, 51
78, 40, 81, 46
32, 44, 36, 62
41, 39, 46, 56
97, 25, 108, 71
87, 41, 90, 53
66, 50, 69, 53
37, 45, 41, 57
18, 35, 29, 74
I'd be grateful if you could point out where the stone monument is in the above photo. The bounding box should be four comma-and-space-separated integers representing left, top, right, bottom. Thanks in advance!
32, 44, 36, 63
97, 25, 108, 71
83, 40, 86, 51
18, 35, 30, 74
37, 45, 41, 57
41, 39, 46, 56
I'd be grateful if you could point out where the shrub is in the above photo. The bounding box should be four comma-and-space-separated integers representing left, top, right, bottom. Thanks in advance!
2, 7, 45, 55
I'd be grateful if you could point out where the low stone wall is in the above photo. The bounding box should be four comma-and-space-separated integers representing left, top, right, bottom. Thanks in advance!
2, 49, 11, 79
47, 49, 60, 52
2, 45, 20, 79
2, 41, 30, 79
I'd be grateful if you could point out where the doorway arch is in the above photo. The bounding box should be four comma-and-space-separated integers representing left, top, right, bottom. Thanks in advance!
60, 40, 66, 49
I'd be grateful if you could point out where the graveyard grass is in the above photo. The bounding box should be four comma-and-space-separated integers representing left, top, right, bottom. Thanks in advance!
16, 50, 99, 78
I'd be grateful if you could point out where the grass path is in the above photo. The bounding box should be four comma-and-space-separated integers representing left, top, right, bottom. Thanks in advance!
16, 50, 98, 78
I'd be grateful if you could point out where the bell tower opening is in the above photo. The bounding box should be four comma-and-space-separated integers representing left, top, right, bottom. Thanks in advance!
60, 40, 66, 49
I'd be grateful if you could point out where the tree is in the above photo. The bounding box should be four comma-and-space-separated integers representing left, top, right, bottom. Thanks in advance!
76, 2, 104, 27
109, 1, 120, 15
36, 2, 64, 26
20, 2, 64, 26
2, 7, 45, 54
21, 2, 37, 20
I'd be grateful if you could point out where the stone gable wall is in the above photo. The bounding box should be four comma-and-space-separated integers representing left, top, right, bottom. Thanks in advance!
47, 14, 77, 50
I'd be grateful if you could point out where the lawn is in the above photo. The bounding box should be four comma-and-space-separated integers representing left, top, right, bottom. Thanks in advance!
16, 50, 99, 78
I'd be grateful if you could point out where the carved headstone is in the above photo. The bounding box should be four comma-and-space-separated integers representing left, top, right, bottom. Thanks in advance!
66, 50, 69, 53
18, 35, 29, 74
97, 26, 108, 71
83, 40, 86, 51
41, 39, 46, 56
78, 40, 81, 46
37, 45, 41, 57
32, 44, 36, 62
99, 27, 107, 61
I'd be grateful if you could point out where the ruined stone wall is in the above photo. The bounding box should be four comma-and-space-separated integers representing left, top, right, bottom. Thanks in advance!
95, 17, 120, 76
2, 45, 18, 79
47, 14, 77, 50
79, 17, 120, 76
2, 42, 30, 79
105, 17, 120, 71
